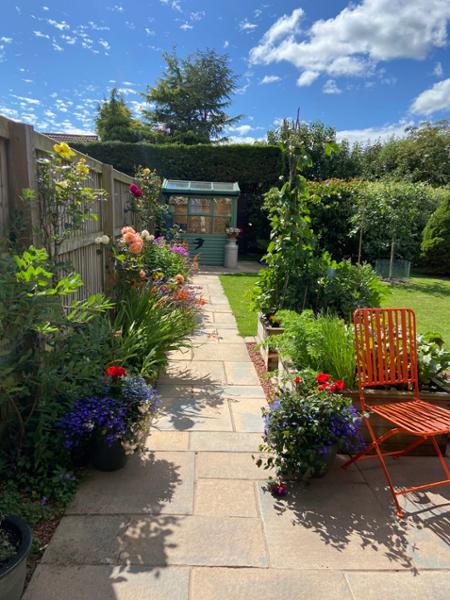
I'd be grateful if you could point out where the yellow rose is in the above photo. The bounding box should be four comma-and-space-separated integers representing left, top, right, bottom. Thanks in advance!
142, 168, 151, 176
53, 142, 76, 159
75, 160, 89, 175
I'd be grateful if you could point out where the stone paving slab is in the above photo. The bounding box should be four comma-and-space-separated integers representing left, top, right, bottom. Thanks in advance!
194, 480, 258, 517
224, 361, 260, 385
67, 452, 195, 516
345, 570, 450, 600
229, 397, 266, 432
192, 343, 251, 362
156, 397, 233, 432
196, 452, 269, 480
145, 431, 190, 451
189, 432, 262, 452
257, 481, 414, 570
159, 361, 226, 385
190, 568, 353, 600
23, 565, 190, 600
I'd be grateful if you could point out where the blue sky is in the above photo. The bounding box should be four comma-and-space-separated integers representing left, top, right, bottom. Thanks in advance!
1, 0, 449, 143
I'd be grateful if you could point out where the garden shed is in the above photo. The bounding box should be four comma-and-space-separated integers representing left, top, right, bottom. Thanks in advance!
162, 179, 240, 265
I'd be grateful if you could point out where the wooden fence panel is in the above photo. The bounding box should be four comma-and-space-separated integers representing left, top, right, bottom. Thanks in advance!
0, 137, 8, 240
0, 115, 136, 300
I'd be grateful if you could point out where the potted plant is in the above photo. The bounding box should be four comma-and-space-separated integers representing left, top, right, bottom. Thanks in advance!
59, 366, 159, 471
256, 372, 363, 488
0, 515, 32, 600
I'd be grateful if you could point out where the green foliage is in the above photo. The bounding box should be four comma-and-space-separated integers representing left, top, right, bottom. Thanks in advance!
0, 519, 16, 563
416, 332, 450, 388
421, 194, 450, 274
273, 310, 357, 388
111, 286, 197, 380
96, 88, 146, 142
32, 148, 107, 261
143, 49, 240, 142
0, 247, 113, 488
132, 167, 163, 231
71, 141, 283, 192
257, 384, 361, 480
319, 261, 386, 320
351, 179, 442, 264
141, 241, 190, 279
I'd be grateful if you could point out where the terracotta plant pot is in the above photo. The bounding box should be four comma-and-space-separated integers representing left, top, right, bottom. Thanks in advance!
0, 516, 32, 600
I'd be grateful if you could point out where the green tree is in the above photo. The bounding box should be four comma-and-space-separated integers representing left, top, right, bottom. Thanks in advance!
96, 88, 144, 142
421, 194, 450, 275
143, 49, 240, 142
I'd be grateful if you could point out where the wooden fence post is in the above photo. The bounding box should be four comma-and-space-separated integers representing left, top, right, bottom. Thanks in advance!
7, 121, 40, 248
102, 163, 116, 295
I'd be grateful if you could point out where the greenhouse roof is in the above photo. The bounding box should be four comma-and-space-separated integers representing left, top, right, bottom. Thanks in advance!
162, 179, 240, 196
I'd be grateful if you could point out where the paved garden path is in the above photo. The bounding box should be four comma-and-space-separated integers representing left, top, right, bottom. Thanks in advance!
25, 273, 450, 599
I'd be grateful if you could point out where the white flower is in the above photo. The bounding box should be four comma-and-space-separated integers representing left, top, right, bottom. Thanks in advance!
141, 229, 151, 241
122, 441, 137, 455
95, 236, 103, 245
149, 234, 155, 242
100, 234, 110, 245
138, 403, 149, 414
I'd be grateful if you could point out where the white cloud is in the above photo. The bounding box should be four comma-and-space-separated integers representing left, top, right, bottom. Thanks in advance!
47, 19, 70, 31
145, 28, 155, 36
228, 124, 254, 135
42, 6, 49, 10
160, 0, 182, 12
34, 31, 50, 39
13, 95, 40, 105
0, 37, 12, 43
337, 120, 413, 144
180, 23, 193, 31
225, 135, 263, 144
239, 19, 258, 32
433, 61, 443, 77
108, 4, 124, 12
410, 78, 450, 115
250, 2, 450, 83
98, 39, 111, 50
223, 40, 229, 48
260, 74, 281, 84
323, 79, 342, 94
297, 70, 319, 87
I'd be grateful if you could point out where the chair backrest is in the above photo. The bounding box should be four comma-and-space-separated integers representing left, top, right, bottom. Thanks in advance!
353, 308, 419, 406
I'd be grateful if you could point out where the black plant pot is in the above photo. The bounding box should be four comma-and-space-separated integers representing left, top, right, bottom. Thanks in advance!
313, 444, 338, 478
91, 435, 128, 471
0, 516, 32, 600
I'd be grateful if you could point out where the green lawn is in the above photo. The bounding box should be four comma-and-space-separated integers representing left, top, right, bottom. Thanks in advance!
219, 274, 259, 337
220, 274, 450, 343
382, 276, 450, 344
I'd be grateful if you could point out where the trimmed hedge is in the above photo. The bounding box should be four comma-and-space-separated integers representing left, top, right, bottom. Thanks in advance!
72, 142, 283, 192
421, 195, 450, 275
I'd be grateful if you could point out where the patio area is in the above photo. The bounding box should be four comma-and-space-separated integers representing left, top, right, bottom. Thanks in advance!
24, 273, 450, 599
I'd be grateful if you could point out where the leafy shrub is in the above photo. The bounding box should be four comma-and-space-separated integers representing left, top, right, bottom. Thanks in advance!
273, 310, 357, 388
421, 195, 450, 275
257, 375, 362, 480
417, 332, 450, 388
319, 261, 386, 320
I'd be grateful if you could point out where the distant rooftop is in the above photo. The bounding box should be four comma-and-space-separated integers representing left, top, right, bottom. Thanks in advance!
44, 133, 99, 144
162, 179, 240, 196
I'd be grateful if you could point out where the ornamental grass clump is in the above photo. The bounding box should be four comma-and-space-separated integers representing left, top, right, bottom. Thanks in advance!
257, 373, 363, 483
58, 367, 159, 455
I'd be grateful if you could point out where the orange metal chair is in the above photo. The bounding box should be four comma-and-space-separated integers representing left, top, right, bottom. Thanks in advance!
342, 307, 450, 517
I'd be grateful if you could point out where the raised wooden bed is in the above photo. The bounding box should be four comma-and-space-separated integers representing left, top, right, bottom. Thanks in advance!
256, 312, 284, 371
277, 355, 450, 456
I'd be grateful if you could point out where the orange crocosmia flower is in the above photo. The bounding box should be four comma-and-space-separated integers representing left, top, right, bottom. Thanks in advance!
175, 274, 185, 284
139, 269, 146, 279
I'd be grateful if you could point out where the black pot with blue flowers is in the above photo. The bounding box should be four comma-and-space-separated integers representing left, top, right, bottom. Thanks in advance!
256, 371, 364, 490
0, 515, 32, 600
59, 366, 159, 472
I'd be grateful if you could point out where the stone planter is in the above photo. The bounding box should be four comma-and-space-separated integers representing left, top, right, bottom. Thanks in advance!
256, 312, 284, 371
277, 355, 449, 456
0, 516, 32, 600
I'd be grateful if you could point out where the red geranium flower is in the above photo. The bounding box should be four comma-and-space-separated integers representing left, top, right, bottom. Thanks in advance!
333, 379, 345, 391
270, 482, 287, 497
316, 372, 331, 384
293, 376, 303, 384
318, 383, 330, 391
105, 365, 128, 380
129, 183, 143, 198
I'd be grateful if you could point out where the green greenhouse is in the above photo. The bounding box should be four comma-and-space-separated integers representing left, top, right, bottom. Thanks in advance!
162, 179, 240, 265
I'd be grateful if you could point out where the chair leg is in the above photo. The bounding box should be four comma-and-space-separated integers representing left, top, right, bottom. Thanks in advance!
342, 427, 400, 469
364, 418, 405, 517
431, 436, 450, 480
